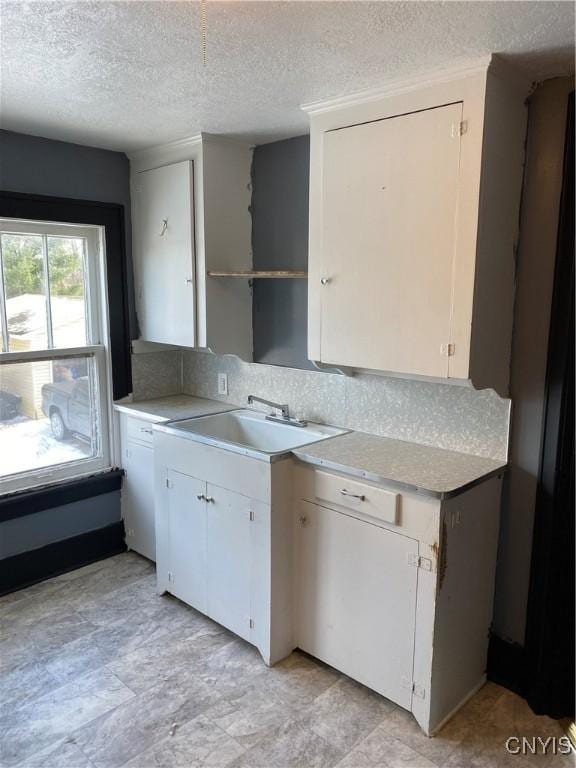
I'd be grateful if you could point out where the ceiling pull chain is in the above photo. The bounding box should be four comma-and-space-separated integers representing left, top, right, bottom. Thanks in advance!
201, 0, 207, 66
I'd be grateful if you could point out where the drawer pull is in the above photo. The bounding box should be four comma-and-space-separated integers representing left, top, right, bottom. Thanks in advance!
340, 488, 366, 502
139, 427, 153, 434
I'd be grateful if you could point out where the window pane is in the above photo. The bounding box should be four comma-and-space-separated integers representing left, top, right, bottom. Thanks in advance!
0, 356, 101, 478
1, 234, 48, 351
48, 236, 88, 347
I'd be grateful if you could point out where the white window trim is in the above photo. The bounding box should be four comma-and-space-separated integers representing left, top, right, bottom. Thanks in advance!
0, 218, 116, 495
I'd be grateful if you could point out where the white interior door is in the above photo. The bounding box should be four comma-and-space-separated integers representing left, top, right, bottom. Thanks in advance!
134, 160, 196, 346
206, 483, 251, 641
320, 103, 462, 377
295, 501, 418, 709
123, 441, 156, 561
167, 469, 207, 613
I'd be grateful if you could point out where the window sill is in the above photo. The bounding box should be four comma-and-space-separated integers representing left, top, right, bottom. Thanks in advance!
0, 468, 124, 523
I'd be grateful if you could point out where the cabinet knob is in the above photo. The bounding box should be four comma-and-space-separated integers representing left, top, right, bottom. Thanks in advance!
184, 278, 193, 285
320, 277, 331, 285
298, 515, 307, 526
205, 496, 215, 503
197, 493, 205, 501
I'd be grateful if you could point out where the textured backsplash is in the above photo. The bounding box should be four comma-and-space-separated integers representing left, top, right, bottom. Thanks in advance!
131, 350, 182, 400
129, 348, 510, 460
179, 351, 511, 461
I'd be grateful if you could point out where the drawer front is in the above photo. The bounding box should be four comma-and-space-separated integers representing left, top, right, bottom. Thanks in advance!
126, 416, 157, 445
311, 469, 399, 525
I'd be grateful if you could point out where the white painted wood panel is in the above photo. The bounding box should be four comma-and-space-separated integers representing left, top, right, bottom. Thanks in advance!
425, 478, 502, 733
294, 463, 440, 545
130, 135, 253, 360
206, 483, 252, 641
134, 160, 196, 346
294, 500, 418, 709
311, 468, 399, 525
154, 431, 272, 503
126, 416, 155, 446
167, 469, 208, 613
122, 440, 156, 561
319, 103, 462, 377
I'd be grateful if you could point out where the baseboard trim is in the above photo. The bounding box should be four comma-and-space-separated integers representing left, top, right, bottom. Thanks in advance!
487, 633, 526, 696
428, 676, 487, 736
0, 521, 126, 596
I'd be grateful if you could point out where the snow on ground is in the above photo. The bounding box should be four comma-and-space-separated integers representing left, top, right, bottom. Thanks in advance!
0, 417, 91, 476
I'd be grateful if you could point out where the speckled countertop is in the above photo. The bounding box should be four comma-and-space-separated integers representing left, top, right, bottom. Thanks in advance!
115, 396, 506, 498
293, 431, 507, 499
113, 395, 237, 422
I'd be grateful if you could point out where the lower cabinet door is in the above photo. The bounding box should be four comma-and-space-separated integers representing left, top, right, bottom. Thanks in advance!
167, 469, 208, 614
295, 500, 418, 709
123, 441, 156, 561
206, 483, 252, 641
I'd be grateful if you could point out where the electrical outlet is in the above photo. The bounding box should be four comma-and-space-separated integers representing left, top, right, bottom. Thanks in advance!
217, 373, 228, 396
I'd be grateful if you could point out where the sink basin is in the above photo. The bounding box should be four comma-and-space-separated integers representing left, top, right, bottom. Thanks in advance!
156, 409, 346, 460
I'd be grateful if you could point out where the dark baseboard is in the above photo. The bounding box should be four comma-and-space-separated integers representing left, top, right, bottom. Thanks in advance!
487, 633, 527, 696
0, 521, 126, 597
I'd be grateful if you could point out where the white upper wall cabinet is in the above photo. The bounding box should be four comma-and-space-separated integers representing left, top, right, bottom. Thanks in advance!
305, 56, 529, 396
130, 134, 253, 359
134, 161, 196, 347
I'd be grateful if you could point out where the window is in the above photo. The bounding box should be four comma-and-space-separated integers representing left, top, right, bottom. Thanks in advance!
0, 218, 113, 494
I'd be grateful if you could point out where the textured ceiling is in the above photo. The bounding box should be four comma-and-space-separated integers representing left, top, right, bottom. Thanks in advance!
1, 1, 574, 152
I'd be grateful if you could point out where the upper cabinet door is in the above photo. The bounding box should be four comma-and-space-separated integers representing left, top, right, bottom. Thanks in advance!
319, 103, 462, 377
134, 161, 196, 347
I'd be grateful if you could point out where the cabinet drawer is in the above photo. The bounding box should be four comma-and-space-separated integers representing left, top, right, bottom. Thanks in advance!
126, 416, 156, 445
310, 470, 399, 526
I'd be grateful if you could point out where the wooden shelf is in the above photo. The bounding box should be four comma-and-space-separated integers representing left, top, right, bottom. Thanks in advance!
207, 270, 308, 279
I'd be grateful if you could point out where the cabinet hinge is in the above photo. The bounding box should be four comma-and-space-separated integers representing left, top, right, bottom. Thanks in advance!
407, 553, 433, 571
452, 120, 467, 137
440, 343, 455, 357
401, 677, 426, 699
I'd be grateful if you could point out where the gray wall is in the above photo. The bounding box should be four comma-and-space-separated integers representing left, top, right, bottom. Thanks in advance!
492, 76, 574, 645
0, 129, 131, 560
0, 129, 136, 335
252, 135, 314, 370
0, 492, 120, 558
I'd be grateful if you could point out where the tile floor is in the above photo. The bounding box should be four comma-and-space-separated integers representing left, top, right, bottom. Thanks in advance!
0, 552, 572, 768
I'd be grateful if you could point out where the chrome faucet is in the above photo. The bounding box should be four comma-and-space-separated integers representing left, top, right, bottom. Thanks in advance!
247, 395, 307, 428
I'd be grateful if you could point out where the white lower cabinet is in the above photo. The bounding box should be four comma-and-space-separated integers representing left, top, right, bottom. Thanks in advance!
155, 431, 294, 665
154, 429, 502, 737
295, 500, 418, 710
166, 470, 208, 612
164, 471, 254, 642
120, 415, 157, 562
292, 464, 503, 736
205, 484, 253, 641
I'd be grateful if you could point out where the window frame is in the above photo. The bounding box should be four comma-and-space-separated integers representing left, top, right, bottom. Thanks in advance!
0, 217, 116, 495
